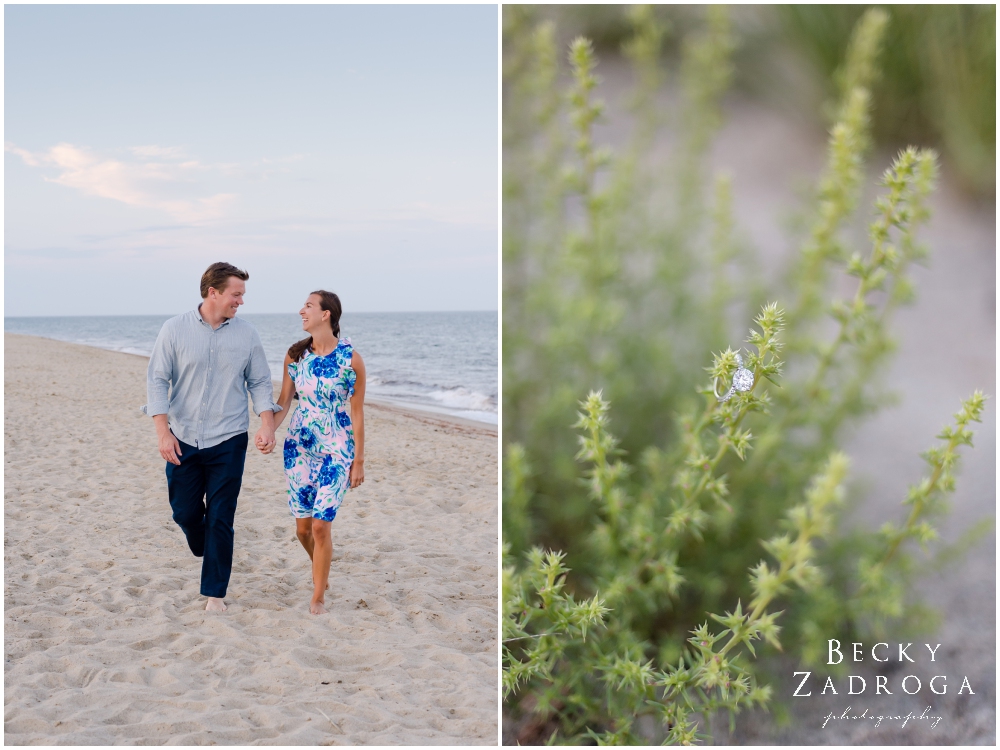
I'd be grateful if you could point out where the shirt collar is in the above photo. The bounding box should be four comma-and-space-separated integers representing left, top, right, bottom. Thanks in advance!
196, 303, 232, 329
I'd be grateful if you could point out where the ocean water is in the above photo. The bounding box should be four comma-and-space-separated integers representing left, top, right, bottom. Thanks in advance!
5, 311, 498, 424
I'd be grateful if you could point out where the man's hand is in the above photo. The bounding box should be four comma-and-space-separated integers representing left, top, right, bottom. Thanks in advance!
255, 426, 276, 454
349, 459, 365, 489
153, 414, 182, 465
255, 408, 277, 454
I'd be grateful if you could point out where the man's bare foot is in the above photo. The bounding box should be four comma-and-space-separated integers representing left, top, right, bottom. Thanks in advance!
310, 599, 327, 615
205, 597, 227, 612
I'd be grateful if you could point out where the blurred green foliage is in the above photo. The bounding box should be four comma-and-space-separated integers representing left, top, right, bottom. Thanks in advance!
523, 4, 996, 196
503, 6, 988, 744
778, 5, 995, 196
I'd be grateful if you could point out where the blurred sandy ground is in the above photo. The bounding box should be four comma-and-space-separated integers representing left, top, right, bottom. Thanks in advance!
594, 59, 993, 744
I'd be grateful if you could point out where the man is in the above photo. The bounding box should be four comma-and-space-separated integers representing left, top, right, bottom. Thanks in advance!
141, 262, 278, 611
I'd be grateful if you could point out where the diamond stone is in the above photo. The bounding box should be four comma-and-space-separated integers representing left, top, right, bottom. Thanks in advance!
733, 368, 754, 392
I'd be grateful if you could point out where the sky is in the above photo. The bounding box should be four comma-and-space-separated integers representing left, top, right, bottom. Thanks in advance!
5, 5, 498, 316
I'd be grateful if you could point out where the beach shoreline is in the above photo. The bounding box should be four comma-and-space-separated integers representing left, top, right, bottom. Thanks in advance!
4, 333, 498, 745
84, 339, 499, 433
111, 341, 499, 434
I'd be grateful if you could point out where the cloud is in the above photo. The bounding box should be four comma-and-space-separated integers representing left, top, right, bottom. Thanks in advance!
5, 141, 237, 223
4, 142, 40, 166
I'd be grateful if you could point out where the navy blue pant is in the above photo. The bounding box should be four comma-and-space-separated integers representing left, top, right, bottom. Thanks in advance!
165, 432, 248, 598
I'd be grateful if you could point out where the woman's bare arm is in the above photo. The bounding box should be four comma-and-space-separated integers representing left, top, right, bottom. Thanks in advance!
349, 351, 366, 488
257, 354, 297, 454
257, 354, 296, 454
274, 352, 297, 429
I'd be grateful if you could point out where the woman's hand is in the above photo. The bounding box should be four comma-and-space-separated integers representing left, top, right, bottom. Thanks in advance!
255, 409, 277, 454
255, 427, 276, 454
349, 459, 365, 489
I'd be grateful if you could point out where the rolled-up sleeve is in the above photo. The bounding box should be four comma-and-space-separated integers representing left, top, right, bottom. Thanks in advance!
245, 329, 279, 416
142, 323, 174, 416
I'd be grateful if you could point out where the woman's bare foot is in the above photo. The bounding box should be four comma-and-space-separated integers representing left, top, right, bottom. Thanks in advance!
310, 599, 327, 615
205, 597, 227, 612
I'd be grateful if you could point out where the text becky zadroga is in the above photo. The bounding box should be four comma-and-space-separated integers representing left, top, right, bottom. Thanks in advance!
792, 640, 975, 697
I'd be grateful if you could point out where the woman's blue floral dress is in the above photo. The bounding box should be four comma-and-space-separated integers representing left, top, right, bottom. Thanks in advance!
284, 338, 356, 522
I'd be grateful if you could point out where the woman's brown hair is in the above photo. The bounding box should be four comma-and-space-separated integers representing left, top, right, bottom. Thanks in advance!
288, 290, 343, 362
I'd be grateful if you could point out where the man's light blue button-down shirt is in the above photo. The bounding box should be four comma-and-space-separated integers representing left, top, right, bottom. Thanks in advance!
141, 306, 280, 449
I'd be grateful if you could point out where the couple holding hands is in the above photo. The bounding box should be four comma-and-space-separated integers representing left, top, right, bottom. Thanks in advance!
142, 262, 366, 615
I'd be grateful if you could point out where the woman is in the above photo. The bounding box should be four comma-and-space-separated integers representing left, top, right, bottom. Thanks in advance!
264, 290, 366, 614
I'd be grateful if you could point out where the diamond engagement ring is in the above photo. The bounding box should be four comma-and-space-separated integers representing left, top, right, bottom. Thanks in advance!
715, 351, 754, 403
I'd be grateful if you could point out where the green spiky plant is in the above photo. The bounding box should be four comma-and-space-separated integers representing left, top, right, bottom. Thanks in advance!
502, 6, 988, 745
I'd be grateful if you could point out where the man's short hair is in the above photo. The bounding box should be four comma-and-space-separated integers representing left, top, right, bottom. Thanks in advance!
200, 262, 249, 298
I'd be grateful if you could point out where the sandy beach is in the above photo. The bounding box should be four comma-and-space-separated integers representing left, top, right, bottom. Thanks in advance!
4, 333, 498, 745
